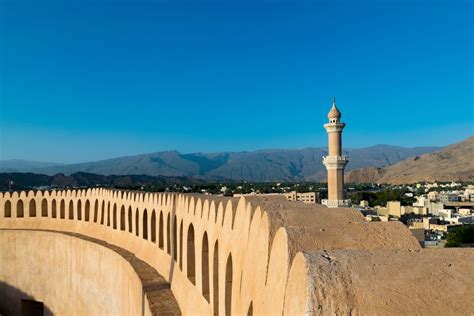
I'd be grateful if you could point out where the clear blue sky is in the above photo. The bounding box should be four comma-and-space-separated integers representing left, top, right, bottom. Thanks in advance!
0, 0, 472, 163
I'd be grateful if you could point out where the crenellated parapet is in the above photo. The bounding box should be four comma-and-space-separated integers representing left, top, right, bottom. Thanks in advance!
1, 189, 473, 315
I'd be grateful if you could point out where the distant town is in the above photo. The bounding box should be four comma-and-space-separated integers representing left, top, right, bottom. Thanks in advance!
3, 174, 473, 248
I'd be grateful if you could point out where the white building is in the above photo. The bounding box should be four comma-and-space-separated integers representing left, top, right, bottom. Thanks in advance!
360, 200, 369, 208
439, 193, 460, 203
438, 209, 453, 220
284, 191, 318, 204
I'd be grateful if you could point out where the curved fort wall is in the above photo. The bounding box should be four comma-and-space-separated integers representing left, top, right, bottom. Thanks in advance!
0, 189, 473, 315
0, 230, 148, 315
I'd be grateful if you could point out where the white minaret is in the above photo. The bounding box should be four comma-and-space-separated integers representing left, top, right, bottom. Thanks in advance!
322, 97, 351, 208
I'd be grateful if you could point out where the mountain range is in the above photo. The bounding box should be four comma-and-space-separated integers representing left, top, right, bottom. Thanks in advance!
0, 172, 204, 191
0, 145, 439, 182
346, 136, 474, 184
0, 159, 63, 172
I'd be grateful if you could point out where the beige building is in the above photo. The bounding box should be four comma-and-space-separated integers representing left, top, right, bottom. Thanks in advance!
387, 201, 402, 217
423, 217, 439, 230
428, 202, 444, 216
360, 200, 369, 208
430, 223, 462, 233
376, 206, 388, 216
428, 191, 438, 201
402, 205, 428, 216
284, 191, 318, 204
413, 206, 429, 216
322, 98, 350, 208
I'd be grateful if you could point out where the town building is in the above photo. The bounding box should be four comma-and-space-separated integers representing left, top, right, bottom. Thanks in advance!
387, 201, 402, 217
375, 206, 388, 217
284, 191, 319, 204
427, 191, 438, 201
413, 196, 429, 208
359, 200, 369, 208
439, 193, 460, 203
427, 202, 444, 216
423, 217, 439, 230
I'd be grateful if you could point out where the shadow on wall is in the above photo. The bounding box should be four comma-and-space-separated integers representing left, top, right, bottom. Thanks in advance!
0, 281, 54, 316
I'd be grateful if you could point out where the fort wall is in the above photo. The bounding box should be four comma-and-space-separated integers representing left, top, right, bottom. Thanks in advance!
0, 230, 149, 316
0, 189, 473, 315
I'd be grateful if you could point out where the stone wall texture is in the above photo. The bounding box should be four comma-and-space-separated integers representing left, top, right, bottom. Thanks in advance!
0, 189, 473, 315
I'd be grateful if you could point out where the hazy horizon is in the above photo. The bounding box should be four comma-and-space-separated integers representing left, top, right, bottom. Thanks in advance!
1, 0, 472, 163
0, 140, 452, 165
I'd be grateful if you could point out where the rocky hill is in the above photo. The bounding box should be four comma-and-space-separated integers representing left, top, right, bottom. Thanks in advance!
0, 159, 63, 172
0, 172, 205, 191
347, 137, 474, 184
0, 145, 438, 182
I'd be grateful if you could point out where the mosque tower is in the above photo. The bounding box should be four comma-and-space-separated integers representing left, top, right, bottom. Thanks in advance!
322, 97, 350, 208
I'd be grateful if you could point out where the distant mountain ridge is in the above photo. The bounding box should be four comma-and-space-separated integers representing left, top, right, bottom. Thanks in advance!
0, 145, 439, 182
0, 159, 64, 172
347, 137, 474, 184
0, 172, 206, 191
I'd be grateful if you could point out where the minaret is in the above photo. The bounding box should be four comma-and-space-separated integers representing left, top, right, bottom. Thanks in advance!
322, 97, 350, 208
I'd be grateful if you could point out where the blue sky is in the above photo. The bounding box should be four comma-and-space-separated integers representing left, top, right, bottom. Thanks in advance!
0, 0, 472, 163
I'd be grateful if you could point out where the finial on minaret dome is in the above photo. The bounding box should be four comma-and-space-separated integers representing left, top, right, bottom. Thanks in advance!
328, 97, 341, 120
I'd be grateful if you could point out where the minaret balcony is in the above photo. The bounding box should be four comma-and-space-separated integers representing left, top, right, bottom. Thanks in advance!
322, 155, 349, 169
322, 155, 349, 163
324, 122, 346, 133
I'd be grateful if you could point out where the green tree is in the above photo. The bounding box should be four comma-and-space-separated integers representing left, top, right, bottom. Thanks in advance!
445, 225, 474, 247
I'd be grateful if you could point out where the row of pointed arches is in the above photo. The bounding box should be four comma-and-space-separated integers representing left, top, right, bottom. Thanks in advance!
1, 197, 237, 315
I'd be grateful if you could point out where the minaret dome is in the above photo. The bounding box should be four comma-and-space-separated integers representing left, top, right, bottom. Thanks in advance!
327, 97, 341, 122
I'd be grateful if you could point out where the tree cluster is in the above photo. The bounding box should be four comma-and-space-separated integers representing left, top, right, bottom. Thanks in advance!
445, 225, 474, 247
